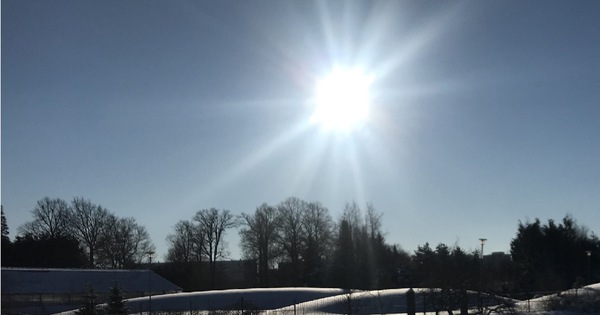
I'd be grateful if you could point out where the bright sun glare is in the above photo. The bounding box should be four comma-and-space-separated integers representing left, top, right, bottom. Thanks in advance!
311, 67, 374, 132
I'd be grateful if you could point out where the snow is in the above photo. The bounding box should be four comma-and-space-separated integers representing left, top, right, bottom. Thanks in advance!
52, 284, 600, 315
53, 288, 346, 315
515, 283, 600, 314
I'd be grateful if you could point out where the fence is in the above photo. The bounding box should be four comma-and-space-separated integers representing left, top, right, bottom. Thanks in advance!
102, 289, 525, 315
1, 291, 149, 315
3, 287, 597, 315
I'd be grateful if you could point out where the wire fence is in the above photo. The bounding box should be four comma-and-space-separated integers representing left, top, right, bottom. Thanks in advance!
119, 292, 548, 315
3, 287, 598, 315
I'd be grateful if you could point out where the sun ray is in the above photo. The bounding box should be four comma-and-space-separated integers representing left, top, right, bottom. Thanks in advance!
347, 137, 367, 206
196, 116, 310, 200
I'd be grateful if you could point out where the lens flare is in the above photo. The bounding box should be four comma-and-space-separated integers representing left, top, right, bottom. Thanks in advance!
311, 67, 374, 132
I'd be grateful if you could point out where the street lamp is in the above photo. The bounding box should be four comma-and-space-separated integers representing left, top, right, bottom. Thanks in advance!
147, 251, 155, 315
479, 238, 487, 259
586, 250, 592, 285
478, 238, 487, 312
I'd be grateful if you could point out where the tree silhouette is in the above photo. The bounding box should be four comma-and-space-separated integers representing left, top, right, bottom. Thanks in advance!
277, 197, 307, 286
97, 216, 155, 268
107, 281, 128, 315
1, 206, 13, 266
18, 197, 71, 239
165, 219, 202, 263
10, 234, 87, 268
239, 203, 282, 287
1, 206, 9, 242
330, 219, 356, 288
70, 197, 110, 267
76, 285, 98, 315
511, 215, 600, 291
194, 208, 237, 288
301, 201, 333, 286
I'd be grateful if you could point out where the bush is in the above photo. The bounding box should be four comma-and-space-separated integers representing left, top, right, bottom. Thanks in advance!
542, 288, 600, 313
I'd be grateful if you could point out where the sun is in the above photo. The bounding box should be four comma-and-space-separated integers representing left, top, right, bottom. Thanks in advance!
311, 67, 374, 132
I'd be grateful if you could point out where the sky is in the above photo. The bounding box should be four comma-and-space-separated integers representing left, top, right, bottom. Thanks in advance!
2, 1, 600, 262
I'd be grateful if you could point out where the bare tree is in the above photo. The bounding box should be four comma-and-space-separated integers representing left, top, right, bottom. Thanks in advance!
342, 201, 362, 234
69, 197, 110, 267
239, 203, 282, 287
98, 215, 155, 268
277, 197, 307, 285
194, 208, 237, 288
128, 220, 155, 264
365, 203, 383, 240
335, 201, 386, 289
165, 219, 202, 263
303, 202, 333, 254
18, 197, 71, 239
301, 201, 333, 286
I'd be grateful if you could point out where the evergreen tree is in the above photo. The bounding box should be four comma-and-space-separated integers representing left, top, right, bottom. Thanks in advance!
76, 285, 99, 315
1, 206, 9, 242
511, 215, 600, 291
329, 220, 356, 288
355, 226, 374, 289
1, 206, 12, 266
11, 234, 87, 268
107, 281, 128, 315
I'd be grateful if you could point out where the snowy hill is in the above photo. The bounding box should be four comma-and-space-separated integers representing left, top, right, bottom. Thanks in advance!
54, 284, 600, 315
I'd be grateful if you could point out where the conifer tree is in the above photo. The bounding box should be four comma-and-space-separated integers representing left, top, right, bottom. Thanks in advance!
1, 206, 9, 242
76, 285, 98, 315
330, 220, 356, 288
1, 206, 12, 267
107, 281, 128, 315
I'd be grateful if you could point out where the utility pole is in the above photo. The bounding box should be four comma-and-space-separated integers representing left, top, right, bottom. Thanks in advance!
479, 238, 487, 259
587, 250, 592, 285
147, 251, 155, 315
478, 238, 487, 312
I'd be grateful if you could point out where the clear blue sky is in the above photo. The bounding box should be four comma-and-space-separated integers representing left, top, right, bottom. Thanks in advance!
3, 1, 599, 261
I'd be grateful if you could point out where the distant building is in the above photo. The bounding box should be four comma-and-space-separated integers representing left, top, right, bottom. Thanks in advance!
1, 267, 181, 315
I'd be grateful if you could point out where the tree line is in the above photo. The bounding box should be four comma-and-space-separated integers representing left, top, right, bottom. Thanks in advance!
2, 197, 598, 294
163, 198, 410, 289
1, 198, 154, 268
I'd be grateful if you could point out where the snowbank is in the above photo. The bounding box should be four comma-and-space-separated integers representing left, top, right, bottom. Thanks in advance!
53, 283, 600, 315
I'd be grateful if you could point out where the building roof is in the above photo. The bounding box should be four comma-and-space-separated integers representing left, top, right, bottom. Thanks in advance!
1, 267, 181, 295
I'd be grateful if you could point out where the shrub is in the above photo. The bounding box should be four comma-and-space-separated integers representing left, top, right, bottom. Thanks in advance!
542, 288, 600, 313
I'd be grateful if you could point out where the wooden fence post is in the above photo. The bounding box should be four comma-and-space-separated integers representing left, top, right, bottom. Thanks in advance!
460, 289, 468, 315
406, 288, 416, 315
241, 297, 245, 315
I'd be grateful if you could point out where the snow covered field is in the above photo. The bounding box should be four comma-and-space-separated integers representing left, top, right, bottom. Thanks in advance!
54, 284, 599, 315
514, 283, 600, 314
